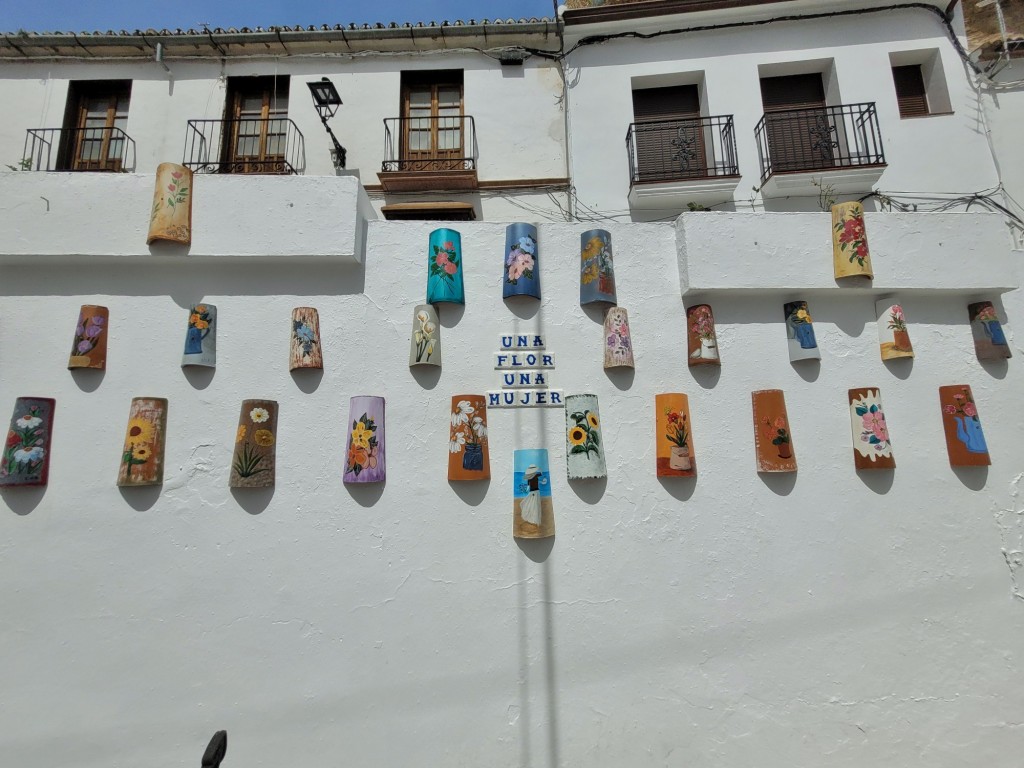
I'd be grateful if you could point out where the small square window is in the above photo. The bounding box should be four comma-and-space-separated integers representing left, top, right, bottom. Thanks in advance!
892, 64, 929, 118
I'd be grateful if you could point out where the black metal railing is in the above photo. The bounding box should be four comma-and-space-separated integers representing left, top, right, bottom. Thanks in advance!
755, 102, 885, 183
182, 118, 305, 175
22, 127, 136, 172
626, 115, 739, 185
382, 116, 478, 173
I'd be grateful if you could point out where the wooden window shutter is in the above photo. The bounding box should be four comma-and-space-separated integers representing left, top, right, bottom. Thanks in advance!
892, 65, 929, 118
632, 85, 700, 122
759, 74, 826, 111
630, 85, 706, 181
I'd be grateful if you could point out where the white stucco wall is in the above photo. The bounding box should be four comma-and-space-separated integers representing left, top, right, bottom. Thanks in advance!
2, 184, 1023, 765
978, 58, 1024, 248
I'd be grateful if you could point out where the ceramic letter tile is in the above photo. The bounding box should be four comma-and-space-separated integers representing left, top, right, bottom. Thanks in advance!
230, 399, 278, 488
0, 397, 56, 487
580, 229, 616, 305
565, 394, 606, 480
752, 389, 796, 473
938, 385, 990, 466
67, 305, 109, 370
686, 304, 720, 367
448, 395, 490, 481
426, 228, 465, 305
513, 448, 555, 539
182, 303, 217, 368
147, 162, 192, 245
117, 397, 168, 487
503, 223, 540, 299
603, 307, 634, 369
968, 301, 1011, 360
783, 300, 821, 362
345, 396, 385, 484
875, 300, 914, 360
290, 307, 323, 371
655, 393, 696, 478
409, 304, 441, 367
831, 202, 873, 280
848, 388, 895, 470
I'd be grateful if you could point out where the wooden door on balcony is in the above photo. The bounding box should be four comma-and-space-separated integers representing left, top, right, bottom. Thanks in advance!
223, 76, 289, 174
62, 81, 131, 171
401, 72, 464, 172
759, 74, 832, 173
631, 85, 706, 182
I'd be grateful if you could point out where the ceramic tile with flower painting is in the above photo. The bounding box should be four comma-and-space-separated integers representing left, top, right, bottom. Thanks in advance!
603, 307, 634, 369
875, 300, 913, 360
686, 304, 720, 367
117, 397, 168, 487
409, 304, 441, 367
752, 389, 796, 473
230, 400, 278, 488
513, 448, 554, 539
345, 396, 385, 484
182, 303, 216, 368
848, 388, 895, 470
147, 162, 193, 245
290, 307, 323, 371
968, 301, 1011, 360
503, 223, 540, 300
938, 385, 990, 466
448, 395, 490, 481
67, 305, 109, 370
580, 229, 616, 306
831, 201, 873, 280
565, 394, 606, 480
0, 397, 55, 487
426, 228, 464, 305
655, 393, 696, 478
783, 300, 820, 362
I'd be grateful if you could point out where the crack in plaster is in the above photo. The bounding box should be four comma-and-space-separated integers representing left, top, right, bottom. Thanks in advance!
995, 473, 1024, 603
349, 568, 424, 611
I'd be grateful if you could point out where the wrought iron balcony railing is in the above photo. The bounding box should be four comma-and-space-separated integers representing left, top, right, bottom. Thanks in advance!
626, 115, 739, 185
381, 115, 478, 173
22, 127, 136, 172
755, 102, 885, 183
182, 118, 305, 175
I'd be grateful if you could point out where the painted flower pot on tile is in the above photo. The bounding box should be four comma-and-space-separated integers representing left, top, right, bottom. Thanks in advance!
448, 395, 490, 481
182, 303, 216, 368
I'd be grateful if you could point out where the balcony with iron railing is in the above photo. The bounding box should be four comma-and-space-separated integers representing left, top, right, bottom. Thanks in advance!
182, 118, 305, 175
754, 102, 886, 197
377, 115, 478, 192
626, 115, 740, 209
22, 127, 136, 172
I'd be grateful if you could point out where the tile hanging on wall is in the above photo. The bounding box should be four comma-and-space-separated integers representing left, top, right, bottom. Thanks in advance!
67, 304, 109, 370
503, 223, 540, 299
426, 228, 465, 305
848, 388, 896, 470
783, 300, 821, 362
967, 301, 1012, 360
580, 229, 616, 306
409, 304, 441, 367
117, 397, 168, 487
230, 400, 278, 488
289, 307, 323, 371
686, 304, 720, 367
603, 307, 634, 369
938, 385, 990, 466
875, 300, 914, 360
448, 395, 490, 481
345, 396, 385, 484
513, 448, 555, 539
147, 162, 193, 245
182, 303, 216, 368
752, 389, 797, 473
655, 393, 696, 478
831, 201, 873, 280
565, 394, 606, 480
0, 397, 56, 487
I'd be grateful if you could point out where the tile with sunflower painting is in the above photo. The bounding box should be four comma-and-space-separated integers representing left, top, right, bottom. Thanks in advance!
580, 229, 616, 306
182, 303, 216, 368
345, 396, 385, 484
565, 394, 605, 480
117, 397, 168, 487
1, 397, 56, 487
230, 400, 278, 488
655, 393, 696, 478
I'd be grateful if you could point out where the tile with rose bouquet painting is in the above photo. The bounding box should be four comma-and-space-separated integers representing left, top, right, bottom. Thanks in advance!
290, 307, 323, 371
938, 385, 990, 466
426, 228, 465, 305
686, 304, 720, 367
409, 304, 441, 367
230, 400, 278, 488
0, 397, 55, 487
752, 389, 796, 473
831, 202, 873, 280
784, 300, 821, 362
345, 396, 386, 484
147, 162, 192, 245
117, 397, 168, 487
67, 304, 109, 370
603, 307, 634, 369
967, 301, 1011, 361
848, 388, 895, 470
655, 393, 696, 478
565, 394, 606, 480
182, 303, 216, 368
503, 223, 540, 300
875, 300, 914, 360
580, 229, 616, 306
448, 395, 490, 481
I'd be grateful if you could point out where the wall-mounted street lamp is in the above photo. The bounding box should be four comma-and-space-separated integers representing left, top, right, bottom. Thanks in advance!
307, 77, 347, 170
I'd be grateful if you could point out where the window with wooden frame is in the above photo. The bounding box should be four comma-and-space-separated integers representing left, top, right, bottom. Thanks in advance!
59, 80, 131, 171
221, 76, 290, 174
892, 65, 929, 118
400, 71, 465, 171
759, 73, 832, 172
